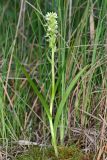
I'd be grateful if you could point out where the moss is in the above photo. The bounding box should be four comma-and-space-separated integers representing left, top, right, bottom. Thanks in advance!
15, 145, 87, 160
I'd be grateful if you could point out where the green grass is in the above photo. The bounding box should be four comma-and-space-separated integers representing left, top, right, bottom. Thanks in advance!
0, 0, 107, 158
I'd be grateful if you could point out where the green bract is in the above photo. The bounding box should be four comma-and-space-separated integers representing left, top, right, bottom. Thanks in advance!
45, 12, 58, 51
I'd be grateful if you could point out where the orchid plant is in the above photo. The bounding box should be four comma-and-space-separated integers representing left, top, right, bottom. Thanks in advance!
45, 12, 58, 156
22, 11, 87, 158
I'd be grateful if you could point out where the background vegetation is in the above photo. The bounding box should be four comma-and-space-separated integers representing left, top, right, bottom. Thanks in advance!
0, 0, 107, 157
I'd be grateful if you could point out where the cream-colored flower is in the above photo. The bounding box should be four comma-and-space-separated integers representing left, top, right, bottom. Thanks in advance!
45, 12, 58, 51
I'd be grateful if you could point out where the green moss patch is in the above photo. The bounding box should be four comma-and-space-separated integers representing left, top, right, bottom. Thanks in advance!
15, 145, 86, 160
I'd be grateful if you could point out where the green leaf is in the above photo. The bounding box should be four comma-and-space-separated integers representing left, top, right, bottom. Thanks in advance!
54, 66, 88, 134
21, 65, 52, 120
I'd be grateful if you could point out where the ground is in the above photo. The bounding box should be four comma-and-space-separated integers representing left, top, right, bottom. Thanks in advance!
14, 145, 93, 160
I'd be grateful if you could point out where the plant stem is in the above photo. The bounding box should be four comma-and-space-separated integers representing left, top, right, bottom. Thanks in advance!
49, 119, 58, 157
50, 47, 58, 156
50, 48, 55, 115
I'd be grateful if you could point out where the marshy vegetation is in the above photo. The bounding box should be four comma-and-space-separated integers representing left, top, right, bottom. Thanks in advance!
0, 0, 107, 159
